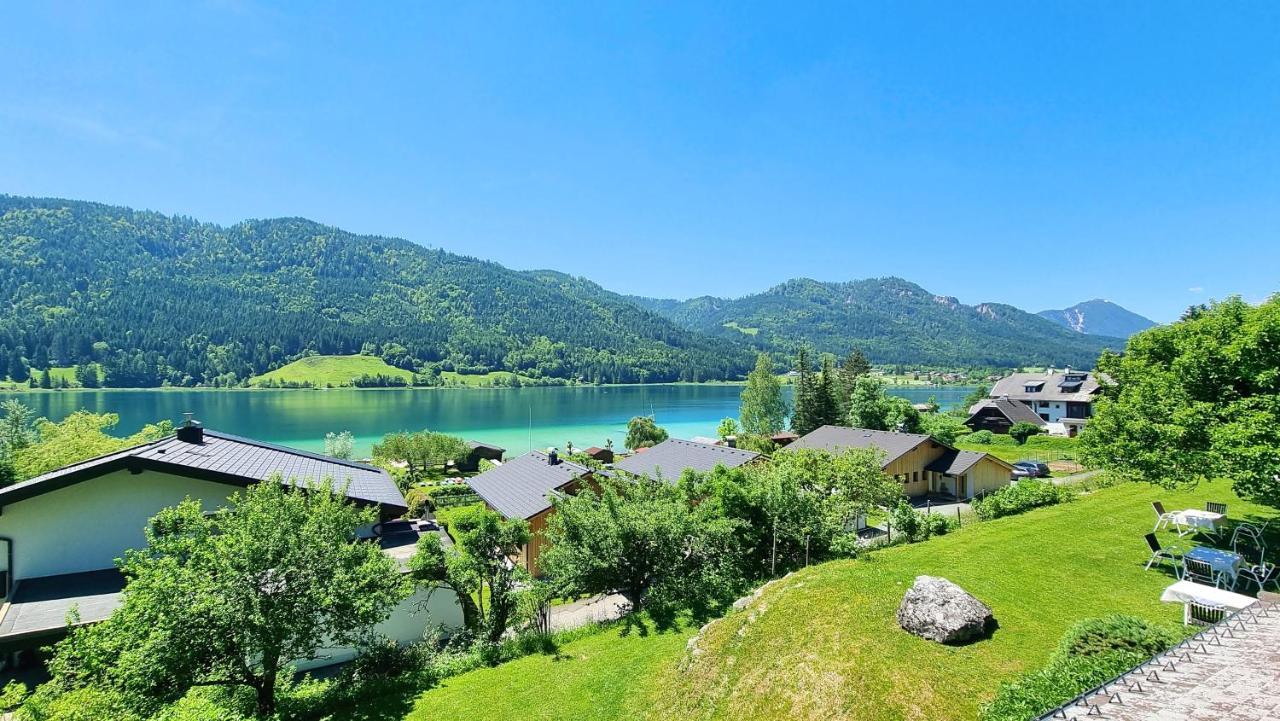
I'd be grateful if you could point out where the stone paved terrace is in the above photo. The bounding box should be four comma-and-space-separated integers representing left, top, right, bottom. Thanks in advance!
1043, 598, 1280, 720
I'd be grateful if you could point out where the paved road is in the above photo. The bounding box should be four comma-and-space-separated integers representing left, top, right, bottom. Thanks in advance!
547, 593, 630, 632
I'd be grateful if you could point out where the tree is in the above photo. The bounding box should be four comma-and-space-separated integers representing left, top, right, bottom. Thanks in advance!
10, 413, 172, 482
43, 479, 409, 717
39, 368, 52, 389
716, 417, 739, 441
373, 430, 471, 485
542, 477, 741, 617
789, 348, 819, 435
960, 384, 991, 416
920, 413, 970, 446
814, 355, 841, 428
410, 507, 530, 642
837, 349, 872, 417
324, 430, 355, 460
1081, 296, 1280, 506
625, 415, 668, 450
739, 353, 787, 436
74, 362, 100, 388
847, 376, 892, 430
1008, 422, 1043, 445
0, 400, 35, 452
7, 348, 28, 384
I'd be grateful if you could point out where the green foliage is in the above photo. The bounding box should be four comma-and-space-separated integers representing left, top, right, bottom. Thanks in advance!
972, 479, 1072, 520
961, 383, 990, 414
733, 434, 777, 455
624, 415, 669, 450
716, 417, 739, 441
323, 430, 355, 460
847, 375, 892, 430
372, 430, 471, 487
542, 477, 743, 618
410, 507, 531, 642
739, 353, 787, 436
0, 681, 27, 712
0, 197, 753, 387
961, 429, 995, 445
1008, 421, 1043, 444
920, 413, 970, 446
981, 615, 1181, 721
1080, 296, 1280, 506
40, 479, 410, 717
10, 412, 172, 481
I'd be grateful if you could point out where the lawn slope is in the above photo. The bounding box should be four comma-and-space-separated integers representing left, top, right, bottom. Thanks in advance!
250, 355, 414, 387
403, 481, 1275, 721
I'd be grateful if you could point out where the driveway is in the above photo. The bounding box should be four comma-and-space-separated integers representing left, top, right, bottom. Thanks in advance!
547, 593, 630, 632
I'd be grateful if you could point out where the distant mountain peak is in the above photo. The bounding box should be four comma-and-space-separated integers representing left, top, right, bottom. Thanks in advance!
1037, 299, 1156, 338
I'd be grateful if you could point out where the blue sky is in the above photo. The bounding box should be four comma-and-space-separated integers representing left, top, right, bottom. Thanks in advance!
2, 2, 1277, 323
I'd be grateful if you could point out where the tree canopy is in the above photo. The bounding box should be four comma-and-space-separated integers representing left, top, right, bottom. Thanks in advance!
624, 415, 669, 450
739, 353, 787, 436
1081, 296, 1280, 506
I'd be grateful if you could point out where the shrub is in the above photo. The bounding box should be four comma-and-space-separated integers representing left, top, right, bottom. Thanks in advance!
981, 615, 1182, 721
959, 430, 994, 445
888, 501, 957, 543
1008, 422, 1043, 445
404, 488, 430, 517
972, 479, 1071, 520
1057, 615, 1182, 660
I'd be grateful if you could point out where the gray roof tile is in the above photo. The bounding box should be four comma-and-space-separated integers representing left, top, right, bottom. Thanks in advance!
613, 438, 760, 480
786, 425, 932, 467
466, 451, 592, 520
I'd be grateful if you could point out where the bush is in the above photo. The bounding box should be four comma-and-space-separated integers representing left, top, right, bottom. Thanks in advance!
959, 430, 994, 445
972, 479, 1071, 520
404, 488, 430, 518
1057, 615, 1182, 660
888, 501, 958, 543
1008, 422, 1043, 445
981, 615, 1182, 721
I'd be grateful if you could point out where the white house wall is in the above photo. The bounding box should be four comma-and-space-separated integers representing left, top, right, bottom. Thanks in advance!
293, 587, 465, 672
0, 469, 241, 580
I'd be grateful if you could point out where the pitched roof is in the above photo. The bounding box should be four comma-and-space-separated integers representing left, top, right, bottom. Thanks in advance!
966, 397, 1047, 426
613, 438, 760, 480
786, 425, 933, 467
925, 449, 1009, 475
467, 440, 506, 453
466, 451, 592, 520
989, 371, 1103, 403
0, 430, 405, 512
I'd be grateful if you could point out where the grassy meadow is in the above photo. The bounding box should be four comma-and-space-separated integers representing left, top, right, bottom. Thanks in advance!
249, 354, 415, 387
404, 479, 1275, 721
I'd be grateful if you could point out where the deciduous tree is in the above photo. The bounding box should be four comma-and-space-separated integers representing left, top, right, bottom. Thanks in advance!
739, 353, 787, 436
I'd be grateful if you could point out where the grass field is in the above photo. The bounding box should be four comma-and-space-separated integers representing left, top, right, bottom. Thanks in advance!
722, 321, 760, 336
404, 480, 1275, 721
956, 435, 1083, 467
249, 354, 414, 387
438, 370, 550, 387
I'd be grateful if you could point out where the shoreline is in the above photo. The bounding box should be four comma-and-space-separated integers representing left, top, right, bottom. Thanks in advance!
0, 379, 966, 393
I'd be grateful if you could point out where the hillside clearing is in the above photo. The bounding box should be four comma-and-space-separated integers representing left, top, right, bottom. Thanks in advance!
404, 480, 1274, 721
249, 355, 414, 387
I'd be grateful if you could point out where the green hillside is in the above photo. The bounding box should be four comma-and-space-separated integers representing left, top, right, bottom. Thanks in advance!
632, 277, 1121, 368
406, 480, 1272, 721
250, 355, 415, 387
0, 196, 753, 387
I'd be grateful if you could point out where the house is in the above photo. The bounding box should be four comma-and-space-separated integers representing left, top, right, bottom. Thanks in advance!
786, 425, 1015, 499
583, 446, 614, 464
456, 440, 506, 472
964, 397, 1048, 434
770, 431, 800, 447
466, 451, 598, 576
612, 438, 762, 480
0, 419, 462, 669
973, 368, 1104, 436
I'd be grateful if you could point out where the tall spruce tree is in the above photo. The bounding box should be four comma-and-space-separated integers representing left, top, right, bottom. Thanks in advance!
790, 348, 820, 435
814, 355, 841, 428
837, 349, 872, 417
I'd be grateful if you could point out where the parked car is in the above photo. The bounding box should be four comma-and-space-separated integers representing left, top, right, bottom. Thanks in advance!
1012, 460, 1051, 478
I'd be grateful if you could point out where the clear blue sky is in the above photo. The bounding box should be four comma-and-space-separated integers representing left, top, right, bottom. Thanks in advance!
2, 2, 1277, 323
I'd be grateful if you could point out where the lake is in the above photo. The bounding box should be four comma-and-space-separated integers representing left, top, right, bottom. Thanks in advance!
0, 385, 976, 458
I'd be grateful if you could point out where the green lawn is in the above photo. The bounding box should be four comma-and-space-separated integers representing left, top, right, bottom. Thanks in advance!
249, 354, 414, 387
722, 321, 760, 336
403, 480, 1276, 721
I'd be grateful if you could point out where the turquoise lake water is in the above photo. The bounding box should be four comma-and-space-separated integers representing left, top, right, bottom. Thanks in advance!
0, 385, 975, 458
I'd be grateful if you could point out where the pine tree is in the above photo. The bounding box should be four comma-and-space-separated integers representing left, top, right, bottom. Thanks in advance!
39, 368, 52, 389
790, 348, 820, 435
7, 349, 29, 383
838, 349, 872, 417
814, 355, 841, 427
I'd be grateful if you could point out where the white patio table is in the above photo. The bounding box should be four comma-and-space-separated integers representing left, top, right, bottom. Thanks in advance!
1161, 579, 1256, 624
1173, 509, 1224, 537
1184, 546, 1244, 585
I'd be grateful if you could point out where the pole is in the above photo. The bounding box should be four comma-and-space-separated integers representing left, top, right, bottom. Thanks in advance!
771, 516, 778, 577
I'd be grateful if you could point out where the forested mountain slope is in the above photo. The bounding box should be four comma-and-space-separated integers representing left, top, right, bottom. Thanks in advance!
0, 196, 752, 385
632, 278, 1120, 368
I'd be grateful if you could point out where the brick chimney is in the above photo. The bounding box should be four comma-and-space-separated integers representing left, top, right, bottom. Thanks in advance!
176, 413, 204, 444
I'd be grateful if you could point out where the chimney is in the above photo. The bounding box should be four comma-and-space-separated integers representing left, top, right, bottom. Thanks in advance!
547, 448, 559, 465
176, 413, 204, 444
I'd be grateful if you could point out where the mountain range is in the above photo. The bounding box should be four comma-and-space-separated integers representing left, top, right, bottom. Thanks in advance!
630, 279, 1122, 369
0, 195, 1131, 385
1037, 299, 1157, 338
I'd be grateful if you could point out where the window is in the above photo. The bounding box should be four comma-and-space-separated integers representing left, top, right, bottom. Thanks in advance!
912, 471, 919, 484
1039, 413, 1050, 421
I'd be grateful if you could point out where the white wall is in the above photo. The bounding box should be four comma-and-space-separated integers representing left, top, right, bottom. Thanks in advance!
293, 587, 465, 672
0, 470, 239, 580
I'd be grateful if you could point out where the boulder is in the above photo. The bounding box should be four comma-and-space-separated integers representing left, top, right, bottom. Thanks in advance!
896, 575, 994, 644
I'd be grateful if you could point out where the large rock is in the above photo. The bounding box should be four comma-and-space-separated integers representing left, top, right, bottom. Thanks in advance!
896, 575, 994, 644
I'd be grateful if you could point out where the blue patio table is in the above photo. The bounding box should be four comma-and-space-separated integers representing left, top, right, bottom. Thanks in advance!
1185, 546, 1243, 583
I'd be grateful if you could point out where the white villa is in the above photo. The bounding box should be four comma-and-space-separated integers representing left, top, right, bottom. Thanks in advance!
0, 419, 461, 670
